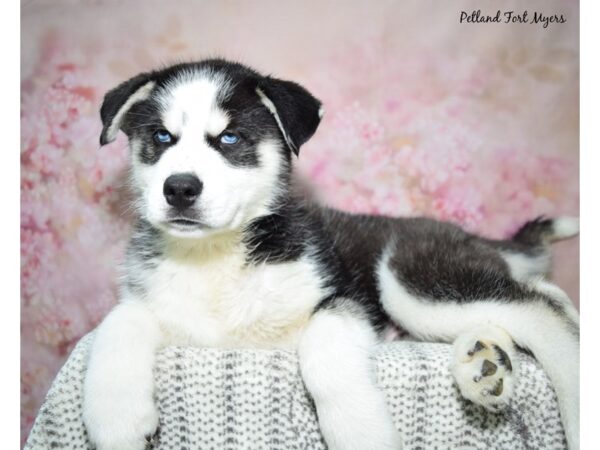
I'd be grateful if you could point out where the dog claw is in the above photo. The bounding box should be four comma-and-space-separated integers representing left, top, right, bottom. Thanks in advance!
145, 426, 160, 449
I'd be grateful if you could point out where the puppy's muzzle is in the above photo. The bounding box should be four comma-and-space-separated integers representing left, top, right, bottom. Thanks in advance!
163, 173, 203, 210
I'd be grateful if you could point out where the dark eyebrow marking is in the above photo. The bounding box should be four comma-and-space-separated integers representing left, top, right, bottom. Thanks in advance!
204, 131, 259, 168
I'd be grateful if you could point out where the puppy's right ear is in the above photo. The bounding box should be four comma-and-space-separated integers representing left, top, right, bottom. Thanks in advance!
99, 73, 156, 146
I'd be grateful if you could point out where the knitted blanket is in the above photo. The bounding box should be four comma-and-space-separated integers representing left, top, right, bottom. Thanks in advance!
25, 334, 567, 449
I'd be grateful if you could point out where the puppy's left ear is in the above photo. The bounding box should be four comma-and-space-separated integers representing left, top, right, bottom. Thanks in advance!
99, 73, 156, 146
256, 77, 323, 156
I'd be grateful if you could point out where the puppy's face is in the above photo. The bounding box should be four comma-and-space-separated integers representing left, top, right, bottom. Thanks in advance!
99, 60, 322, 238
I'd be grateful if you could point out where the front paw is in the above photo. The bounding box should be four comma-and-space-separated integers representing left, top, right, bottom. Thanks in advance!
83, 387, 160, 450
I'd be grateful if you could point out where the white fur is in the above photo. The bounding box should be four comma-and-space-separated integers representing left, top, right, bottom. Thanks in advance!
377, 253, 580, 449
133, 139, 282, 237
552, 216, 580, 241
103, 81, 156, 144
500, 250, 550, 281
144, 238, 332, 349
298, 308, 403, 450
531, 278, 581, 327
159, 76, 230, 137
86, 240, 331, 450
83, 302, 162, 450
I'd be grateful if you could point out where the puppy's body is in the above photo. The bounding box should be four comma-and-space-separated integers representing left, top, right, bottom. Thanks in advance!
83, 60, 579, 450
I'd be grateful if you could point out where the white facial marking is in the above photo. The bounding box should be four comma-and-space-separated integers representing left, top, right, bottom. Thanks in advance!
130, 75, 284, 238
159, 77, 229, 137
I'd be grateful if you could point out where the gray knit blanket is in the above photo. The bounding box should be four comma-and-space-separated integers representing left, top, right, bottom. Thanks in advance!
25, 333, 566, 449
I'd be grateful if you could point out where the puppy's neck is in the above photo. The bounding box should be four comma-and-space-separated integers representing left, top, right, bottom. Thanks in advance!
162, 228, 245, 263
142, 182, 307, 265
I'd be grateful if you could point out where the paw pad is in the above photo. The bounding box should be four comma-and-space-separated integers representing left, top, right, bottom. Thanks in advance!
452, 329, 518, 412
481, 359, 497, 377
490, 378, 503, 396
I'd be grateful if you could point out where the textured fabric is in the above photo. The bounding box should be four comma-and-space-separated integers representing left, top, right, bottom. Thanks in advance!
25, 334, 567, 449
21, 1, 579, 442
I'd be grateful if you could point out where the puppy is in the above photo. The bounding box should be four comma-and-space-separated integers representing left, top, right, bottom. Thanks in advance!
82, 59, 579, 450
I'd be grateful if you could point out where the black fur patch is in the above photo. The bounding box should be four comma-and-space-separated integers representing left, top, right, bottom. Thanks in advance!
382, 217, 577, 333
123, 100, 170, 165
257, 77, 322, 155
242, 198, 308, 264
386, 218, 526, 303
307, 209, 399, 331
205, 133, 259, 167
210, 77, 282, 168
99, 73, 153, 146
511, 216, 555, 247
124, 219, 164, 296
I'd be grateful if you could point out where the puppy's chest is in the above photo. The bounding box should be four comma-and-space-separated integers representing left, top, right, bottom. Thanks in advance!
145, 248, 328, 349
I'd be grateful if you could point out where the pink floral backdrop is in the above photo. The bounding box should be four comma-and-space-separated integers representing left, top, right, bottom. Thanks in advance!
21, 0, 579, 445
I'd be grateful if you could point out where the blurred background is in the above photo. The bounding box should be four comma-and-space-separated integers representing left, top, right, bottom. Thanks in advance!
21, 0, 579, 445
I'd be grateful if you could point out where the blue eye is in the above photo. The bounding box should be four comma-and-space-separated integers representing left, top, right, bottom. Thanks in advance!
154, 129, 173, 144
220, 132, 239, 145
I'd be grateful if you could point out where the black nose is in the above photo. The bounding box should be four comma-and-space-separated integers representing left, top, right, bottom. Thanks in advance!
163, 174, 203, 209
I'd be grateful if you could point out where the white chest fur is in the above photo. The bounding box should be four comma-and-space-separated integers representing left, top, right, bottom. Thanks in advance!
143, 238, 329, 350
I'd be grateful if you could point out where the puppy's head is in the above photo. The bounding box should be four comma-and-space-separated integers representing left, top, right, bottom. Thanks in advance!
100, 60, 322, 238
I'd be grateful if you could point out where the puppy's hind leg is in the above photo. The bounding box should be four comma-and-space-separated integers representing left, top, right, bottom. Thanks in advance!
298, 300, 402, 450
378, 258, 579, 449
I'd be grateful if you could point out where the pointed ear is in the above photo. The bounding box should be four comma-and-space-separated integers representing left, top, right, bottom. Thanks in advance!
99, 73, 156, 146
256, 77, 323, 155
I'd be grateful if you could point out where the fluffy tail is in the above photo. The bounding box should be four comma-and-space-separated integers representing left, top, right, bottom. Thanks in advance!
512, 216, 579, 246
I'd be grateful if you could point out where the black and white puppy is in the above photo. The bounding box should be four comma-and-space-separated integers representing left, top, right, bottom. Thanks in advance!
83, 59, 580, 450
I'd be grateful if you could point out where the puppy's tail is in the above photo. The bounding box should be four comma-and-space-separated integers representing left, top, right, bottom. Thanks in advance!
511, 216, 579, 247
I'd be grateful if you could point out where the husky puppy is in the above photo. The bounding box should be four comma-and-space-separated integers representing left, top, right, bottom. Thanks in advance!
82, 59, 579, 450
